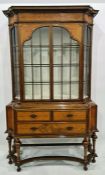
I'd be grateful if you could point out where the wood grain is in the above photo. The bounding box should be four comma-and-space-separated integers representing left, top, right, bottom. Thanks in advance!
53, 111, 86, 121
17, 122, 86, 135
17, 111, 50, 121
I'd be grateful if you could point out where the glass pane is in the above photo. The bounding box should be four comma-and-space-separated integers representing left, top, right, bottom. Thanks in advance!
42, 67, 50, 82
15, 47, 19, 65
71, 47, 79, 64
63, 67, 70, 81
11, 27, 20, 99
41, 47, 49, 64
15, 27, 18, 46
14, 67, 20, 98
71, 83, 79, 99
84, 65, 89, 82
62, 29, 70, 46
71, 66, 79, 81
42, 84, 50, 99
71, 39, 78, 45
84, 66, 86, 82
23, 47, 31, 64
11, 27, 18, 46
54, 84, 61, 99
87, 27, 91, 45
25, 84, 32, 99
40, 27, 49, 46
83, 82, 89, 98
11, 28, 15, 46
53, 47, 61, 64
34, 84, 41, 99
63, 84, 70, 99
84, 27, 87, 45
63, 47, 70, 64
24, 66, 32, 82
33, 48, 40, 64
24, 40, 31, 46
83, 26, 91, 98
33, 67, 40, 82
16, 68, 19, 84
54, 67, 61, 82
32, 29, 40, 45
53, 27, 61, 45
12, 47, 19, 65
84, 47, 87, 66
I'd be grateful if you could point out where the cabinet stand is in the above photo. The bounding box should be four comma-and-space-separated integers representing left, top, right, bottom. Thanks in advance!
6, 131, 98, 171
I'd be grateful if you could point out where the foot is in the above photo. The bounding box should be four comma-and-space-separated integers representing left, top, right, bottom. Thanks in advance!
17, 166, 21, 172
8, 158, 13, 164
84, 166, 88, 171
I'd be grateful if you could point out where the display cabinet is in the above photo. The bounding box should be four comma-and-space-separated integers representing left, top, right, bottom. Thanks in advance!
3, 6, 98, 171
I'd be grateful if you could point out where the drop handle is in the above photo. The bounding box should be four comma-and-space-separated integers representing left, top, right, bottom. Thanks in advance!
66, 126, 73, 130
30, 114, 37, 119
66, 114, 73, 118
30, 127, 37, 131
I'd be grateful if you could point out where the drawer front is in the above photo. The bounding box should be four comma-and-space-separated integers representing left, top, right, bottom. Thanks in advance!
53, 111, 86, 121
16, 112, 50, 121
17, 123, 86, 135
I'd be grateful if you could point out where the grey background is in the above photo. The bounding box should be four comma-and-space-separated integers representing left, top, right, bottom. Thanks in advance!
0, 2, 105, 174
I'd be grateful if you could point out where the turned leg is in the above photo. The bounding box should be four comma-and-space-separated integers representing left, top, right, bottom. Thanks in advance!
91, 132, 98, 163
11, 139, 17, 164
83, 137, 89, 171
15, 138, 21, 172
6, 134, 13, 164
88, 137, 92, 153
12, 139, 16, 155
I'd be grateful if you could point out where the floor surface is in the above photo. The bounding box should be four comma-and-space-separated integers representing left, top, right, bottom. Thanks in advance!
0, 137, 105, 175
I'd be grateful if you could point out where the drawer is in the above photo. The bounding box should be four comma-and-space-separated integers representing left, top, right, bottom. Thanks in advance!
16, 112, 50, 121
17, 123, 86, 135
53, 111, 86, 121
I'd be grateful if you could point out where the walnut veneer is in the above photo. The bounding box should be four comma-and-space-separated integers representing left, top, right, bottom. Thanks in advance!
3, 6, 98, 171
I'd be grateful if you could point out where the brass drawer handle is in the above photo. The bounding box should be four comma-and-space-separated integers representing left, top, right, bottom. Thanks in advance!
66, 126, 73, 130
30, 114, 37, 119
67, 114, 73, 118
30, 127, 37, 131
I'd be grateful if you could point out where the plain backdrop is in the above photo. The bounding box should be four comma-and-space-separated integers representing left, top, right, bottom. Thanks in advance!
0, 2, 105, 175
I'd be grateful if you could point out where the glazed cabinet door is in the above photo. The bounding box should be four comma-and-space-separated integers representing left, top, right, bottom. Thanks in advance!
23, 27, 50, 100
23, 26, 80, 101
53, 27, 80, 99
